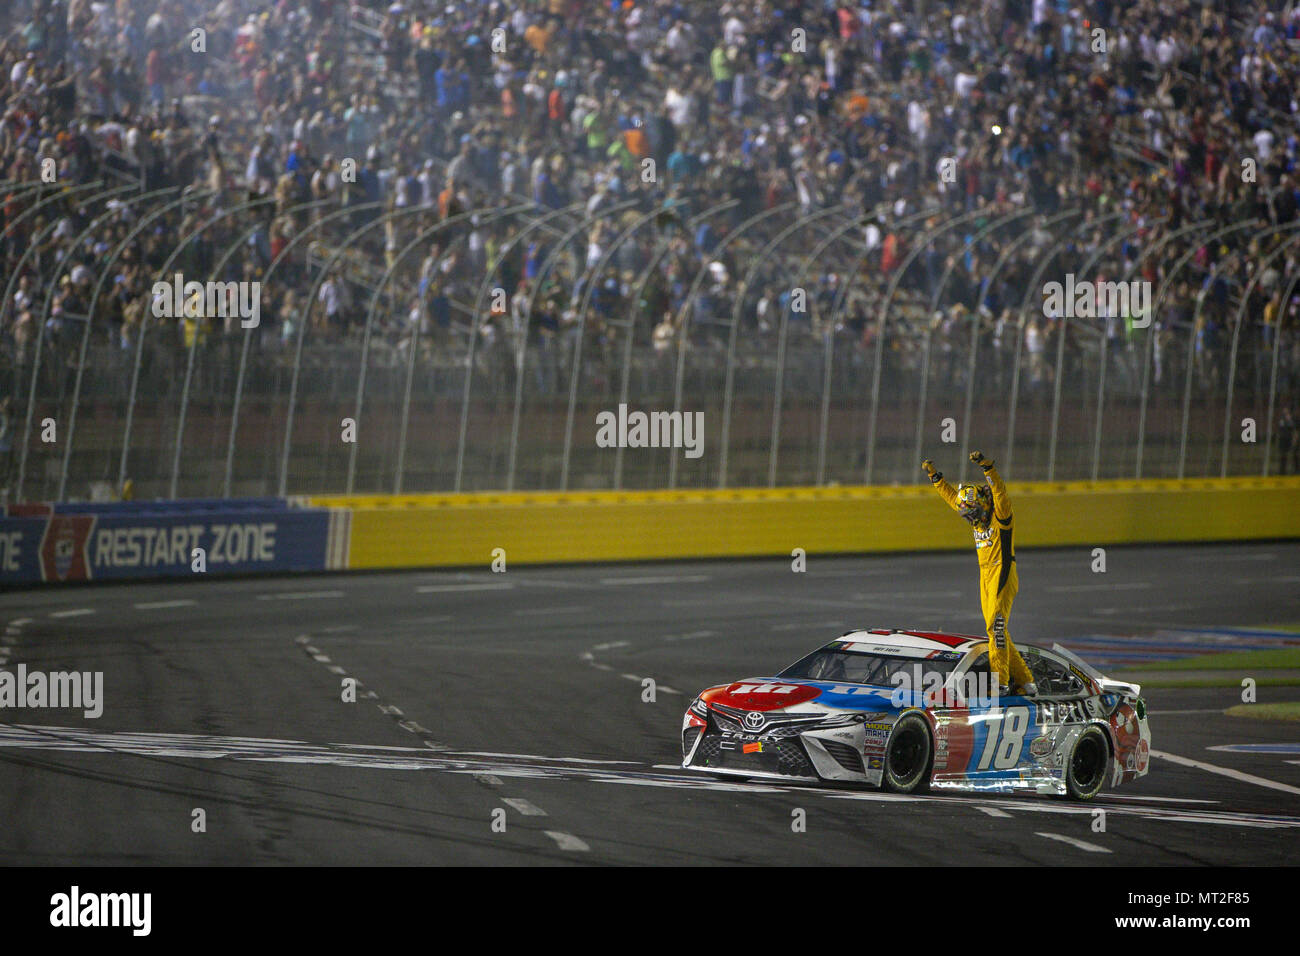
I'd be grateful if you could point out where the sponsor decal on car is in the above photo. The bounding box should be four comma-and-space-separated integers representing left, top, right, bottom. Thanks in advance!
1037, 701, 1087, 727
707, 681, 822, 710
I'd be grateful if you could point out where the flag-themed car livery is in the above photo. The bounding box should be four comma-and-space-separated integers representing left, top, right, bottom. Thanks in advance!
681, 629, 1150, 800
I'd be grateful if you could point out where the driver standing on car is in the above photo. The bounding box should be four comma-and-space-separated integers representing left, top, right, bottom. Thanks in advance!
922, 451, 1037, 697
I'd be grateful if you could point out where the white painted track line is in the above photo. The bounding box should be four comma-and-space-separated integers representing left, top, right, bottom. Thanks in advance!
544, 831, 590, 851
257, 590, 345, 600
416, 583, 514, 593
599, 575, 711, 586
502, 798, 547, 817
1151, 749, 1300, 797
1047, 582, 1151, 592
1036, 832, 1111, 853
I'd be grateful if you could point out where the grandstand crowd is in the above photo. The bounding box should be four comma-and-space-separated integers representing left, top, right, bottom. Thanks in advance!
2, 0, 1300, 476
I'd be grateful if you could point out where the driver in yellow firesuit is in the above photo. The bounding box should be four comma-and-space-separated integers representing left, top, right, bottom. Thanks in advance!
922, 451, 1037, 696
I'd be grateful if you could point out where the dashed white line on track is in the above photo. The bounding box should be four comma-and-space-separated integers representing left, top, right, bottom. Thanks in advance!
977, 806, 1012, 818
853, 590, 964, 600
802, 568, 899, 578
511, 577, 592, 590
1036, 832, 1110, 853
770, 620, 847, 631
544, 831, 590, 851
459, 753, 639, 764
1047, 582, 1151, 593
49, 608, 95, 618
502, 798, 547, 817
294, 634, 447, 750
133, 600, 197, 610
258, 591, 345, 600
599, 574, 711, 586
415, 583, 514, 593
1094, 604, 1195, 615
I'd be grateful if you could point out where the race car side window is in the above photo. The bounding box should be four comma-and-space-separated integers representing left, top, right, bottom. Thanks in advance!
964, 651, 992, 678
953, 651, 993, 704
1022, 648, 1086, 698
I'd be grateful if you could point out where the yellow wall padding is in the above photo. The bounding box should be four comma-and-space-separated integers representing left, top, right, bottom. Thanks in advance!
306, 478, 1300, 569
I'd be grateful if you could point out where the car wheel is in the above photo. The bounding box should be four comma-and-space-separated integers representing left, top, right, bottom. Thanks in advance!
1065, 726, 1109, 801
883, 713, 932, 794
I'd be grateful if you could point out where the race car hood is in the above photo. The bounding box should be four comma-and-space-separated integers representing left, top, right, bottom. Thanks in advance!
701, 678, 912, 712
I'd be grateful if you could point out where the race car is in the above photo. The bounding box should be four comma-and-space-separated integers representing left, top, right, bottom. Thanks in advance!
680, 628, 1150, 800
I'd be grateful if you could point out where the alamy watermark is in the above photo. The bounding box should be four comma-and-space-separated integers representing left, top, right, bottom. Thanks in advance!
890, 664, 1000, 708
1042, 274, 1150, 328
0, 665, 103, 718
595, 403, 704, 458
151, 273, 261, 328
50, 886, 150, 936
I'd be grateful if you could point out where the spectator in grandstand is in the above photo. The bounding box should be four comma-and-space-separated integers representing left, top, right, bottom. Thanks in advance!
0, 0, 1296, 429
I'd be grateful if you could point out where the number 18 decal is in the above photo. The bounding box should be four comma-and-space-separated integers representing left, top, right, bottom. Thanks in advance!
976, 705, 1030, 770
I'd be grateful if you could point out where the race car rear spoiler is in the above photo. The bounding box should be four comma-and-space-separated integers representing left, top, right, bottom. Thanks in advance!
1052, 643, 1142, 699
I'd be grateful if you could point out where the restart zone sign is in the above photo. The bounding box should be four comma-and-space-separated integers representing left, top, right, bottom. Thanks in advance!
0, 506, 341, 583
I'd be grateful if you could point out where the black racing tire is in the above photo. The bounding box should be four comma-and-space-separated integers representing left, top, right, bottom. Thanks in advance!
1065, 726, 1110, 801
883, 713, 933, 794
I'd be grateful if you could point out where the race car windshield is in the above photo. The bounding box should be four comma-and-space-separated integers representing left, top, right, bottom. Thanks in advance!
778, 649, 961, 687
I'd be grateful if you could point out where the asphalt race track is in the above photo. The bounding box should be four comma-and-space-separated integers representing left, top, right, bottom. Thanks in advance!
3, 542, 1299, 866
